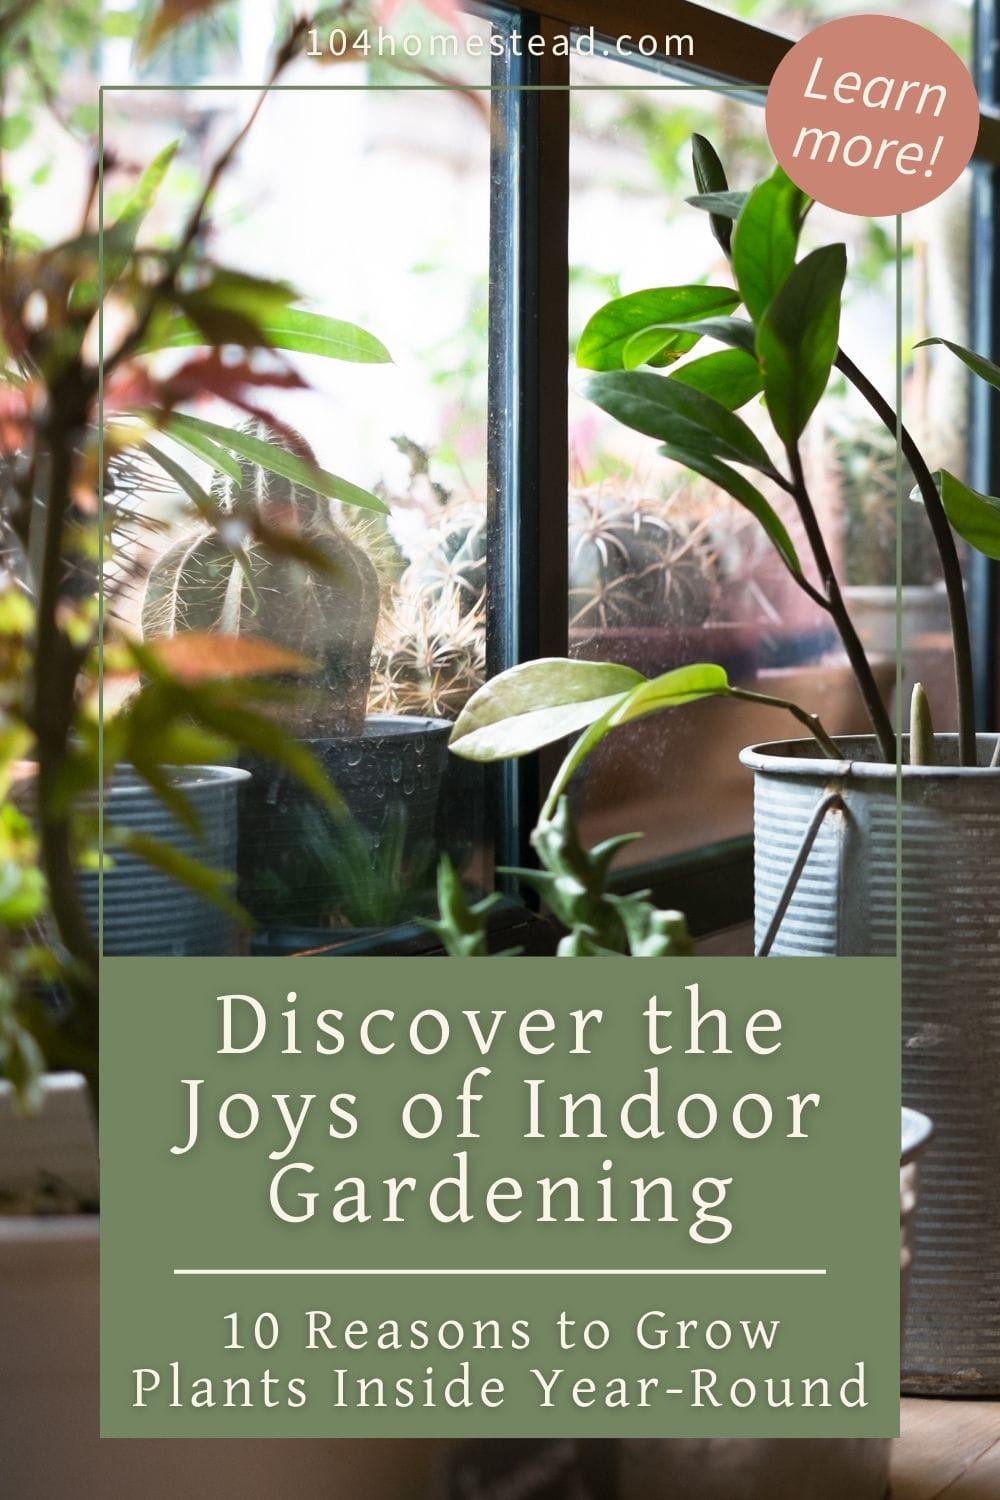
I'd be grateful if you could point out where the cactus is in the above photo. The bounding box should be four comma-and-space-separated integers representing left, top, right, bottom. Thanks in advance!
370, 582, 485, 721
141, 428, 380, 737
407, 507, 486, 621
568, 487, 715, 631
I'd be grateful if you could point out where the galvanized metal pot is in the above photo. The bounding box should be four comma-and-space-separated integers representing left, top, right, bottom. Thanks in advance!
80, 765, 249, 957
740, 735, 1000, 1394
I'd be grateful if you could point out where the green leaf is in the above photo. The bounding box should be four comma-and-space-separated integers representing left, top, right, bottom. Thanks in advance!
103, 141, 179, 287
915, 337, 1000, 394
0, 114, 31, 150
141, 440, 213, 513
654, 316, 757, 356
165, 413, 389, 514
609, 662, 731, 727
160, 416, 243, 483
756, 244, 846, 446
658, 441, 800, 574
583, 370, 780, 478
449, 659, 644, 762
691, 134, 735, 255
731, 167, 810, 323
686, 191, 748, 221
577, 286, 740, 372
142, 301, 391, 363
937, 469, 1000, 560
254, 309, 391, 363
669, 348, 764, 410
543, 663, 731, 816
108, 828, 247, 925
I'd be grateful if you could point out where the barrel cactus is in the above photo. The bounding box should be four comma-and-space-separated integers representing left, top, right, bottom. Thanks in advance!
568, 488, 715, 631
141, 433, 380, 737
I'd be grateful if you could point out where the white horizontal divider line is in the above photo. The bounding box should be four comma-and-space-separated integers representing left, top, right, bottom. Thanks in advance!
173, 1267, 827, 1277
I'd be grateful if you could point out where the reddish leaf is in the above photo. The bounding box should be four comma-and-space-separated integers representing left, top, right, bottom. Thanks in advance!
378, 0, 464, 28
161, 352, 306, 406
136, 0, 225, 59
141, 633, 319, 683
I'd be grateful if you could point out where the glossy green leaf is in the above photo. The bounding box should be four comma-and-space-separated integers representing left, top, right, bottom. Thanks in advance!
449, 659, 644, 762
166, 413, 389, 514
544, 663, 731, 815
577, 286, 740, 371
686, 191, 748, 221
937, 468, 1000, 560
654, 316, 757, 356
657, 440, 800, 574
757, 244, 846, 446
691, 134, 734, 255
916, 337, 1000, 394
731, 167, 810, 323
669, 348, 764, 410
583, 370, 780, 477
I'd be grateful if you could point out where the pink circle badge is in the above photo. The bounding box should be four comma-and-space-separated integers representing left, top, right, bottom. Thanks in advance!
765, 15, 980, 215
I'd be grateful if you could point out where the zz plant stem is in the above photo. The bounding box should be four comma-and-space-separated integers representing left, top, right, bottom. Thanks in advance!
834, 347, 976, 765
785, 443, 896, 762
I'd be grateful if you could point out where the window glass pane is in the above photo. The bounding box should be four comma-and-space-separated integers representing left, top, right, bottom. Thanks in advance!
98, 43, 494, 950
568, 52, 970, 867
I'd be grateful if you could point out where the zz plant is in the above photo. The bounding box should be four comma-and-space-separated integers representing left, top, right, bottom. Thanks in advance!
447, 136, 1000, 818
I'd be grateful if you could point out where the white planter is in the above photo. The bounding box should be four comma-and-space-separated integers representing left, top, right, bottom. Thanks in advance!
0, 1216, 437, 1498
0, 1076, 438, 1495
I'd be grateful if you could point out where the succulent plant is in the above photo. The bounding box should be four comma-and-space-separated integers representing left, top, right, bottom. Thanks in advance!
141, 427, 380, 737
568, 487, 716, 631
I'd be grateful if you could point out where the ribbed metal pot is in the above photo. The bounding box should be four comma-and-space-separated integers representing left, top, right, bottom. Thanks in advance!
80, 766, 249, 957
739, 735, 1000, 1394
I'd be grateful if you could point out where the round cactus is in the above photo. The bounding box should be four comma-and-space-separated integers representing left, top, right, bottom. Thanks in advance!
141, 433, 380, 736
568, 489, 714, 631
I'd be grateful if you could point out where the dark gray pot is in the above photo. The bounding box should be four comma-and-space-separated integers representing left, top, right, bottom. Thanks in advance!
81, 765, 249, 957
238, 714, 451, 931
740, 734, 1000, 1394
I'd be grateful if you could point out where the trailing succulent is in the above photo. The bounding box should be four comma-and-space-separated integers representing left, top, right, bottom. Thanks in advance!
141, 424, 381, 737
428, 798, 693, 959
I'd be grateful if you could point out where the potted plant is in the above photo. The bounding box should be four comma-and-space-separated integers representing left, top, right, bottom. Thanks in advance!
445, 137, 1000, 1395
0, 4, 444, 1489
136, 428, 454, 933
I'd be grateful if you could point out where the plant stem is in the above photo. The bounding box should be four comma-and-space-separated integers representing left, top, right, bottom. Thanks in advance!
786, 446, 897, 762
29, 370, 100, 1096
835, 347, 976, 765
730, 687, 843, 759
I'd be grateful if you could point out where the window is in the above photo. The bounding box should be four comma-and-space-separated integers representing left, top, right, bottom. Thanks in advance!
75, 0, 1000, 950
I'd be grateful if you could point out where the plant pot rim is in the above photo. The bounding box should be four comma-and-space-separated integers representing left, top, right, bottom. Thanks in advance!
739, 734, 1000, 780
104, 763, 251, 796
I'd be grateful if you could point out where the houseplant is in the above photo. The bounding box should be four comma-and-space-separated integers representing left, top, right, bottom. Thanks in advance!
0, 3, 441, 1490
445, 137, 1000, 1394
